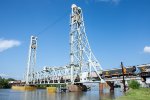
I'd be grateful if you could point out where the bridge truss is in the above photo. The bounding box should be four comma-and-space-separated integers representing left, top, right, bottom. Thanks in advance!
25, 4, 103, 85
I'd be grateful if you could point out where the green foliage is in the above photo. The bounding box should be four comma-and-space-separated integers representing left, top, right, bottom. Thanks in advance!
0, 77, 15, 89
129, 80, 140, 89
0, 78, 9, 88
7, 78, 16, 81
116, 88, 150, 100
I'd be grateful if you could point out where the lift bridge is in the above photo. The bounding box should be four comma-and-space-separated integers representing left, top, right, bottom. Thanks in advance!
25, 4, 103, 85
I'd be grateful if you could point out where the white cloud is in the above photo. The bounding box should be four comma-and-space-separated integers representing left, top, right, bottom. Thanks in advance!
0, 38, 21, 52
144, 46, 150, 53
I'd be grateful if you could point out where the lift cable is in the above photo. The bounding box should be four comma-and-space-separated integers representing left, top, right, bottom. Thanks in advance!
36, 11, 69, 36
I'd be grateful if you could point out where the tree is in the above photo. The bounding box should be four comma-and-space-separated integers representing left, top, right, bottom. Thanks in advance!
7, 78, 16, 81
129, 80, 140, 89
0, 78, 12, 88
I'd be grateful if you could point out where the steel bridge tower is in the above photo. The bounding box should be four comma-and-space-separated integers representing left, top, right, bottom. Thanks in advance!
25, 36, 37, 85
70, 4, 103, 83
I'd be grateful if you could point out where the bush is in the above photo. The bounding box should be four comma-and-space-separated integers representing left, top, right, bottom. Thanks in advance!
0, 78, 11, 88
129, 80, 140, 89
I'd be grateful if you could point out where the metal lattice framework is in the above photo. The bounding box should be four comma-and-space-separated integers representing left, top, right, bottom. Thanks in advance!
25, 36, 37, 85
25, 4, 103, 85
69, 4, 102, 83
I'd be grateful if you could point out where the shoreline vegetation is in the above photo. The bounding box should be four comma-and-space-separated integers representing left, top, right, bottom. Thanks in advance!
116, 80, 150, 100
0, 77, 15, 89
116, 88, 150, 100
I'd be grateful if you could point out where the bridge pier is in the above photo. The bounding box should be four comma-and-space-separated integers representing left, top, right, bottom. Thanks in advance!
106, 81, 114, 92
67, 83, 87, 92
99, 82, 114, 92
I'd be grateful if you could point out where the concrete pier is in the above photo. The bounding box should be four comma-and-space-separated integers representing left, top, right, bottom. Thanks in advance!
47, 87, 57, 93
68, 84, 87, 92
12, 85, 36, 91
99, 82, 114, 92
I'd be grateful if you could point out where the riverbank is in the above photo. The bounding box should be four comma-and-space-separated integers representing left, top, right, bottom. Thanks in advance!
116, 88, 150, 100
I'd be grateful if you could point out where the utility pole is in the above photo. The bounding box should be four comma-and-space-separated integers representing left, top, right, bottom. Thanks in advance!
121, 62, 126, 92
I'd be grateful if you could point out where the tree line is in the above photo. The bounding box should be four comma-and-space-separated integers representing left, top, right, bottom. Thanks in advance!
0, 76, 15, 89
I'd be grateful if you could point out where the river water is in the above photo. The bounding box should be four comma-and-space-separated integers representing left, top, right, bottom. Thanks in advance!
0, 85, 123, 100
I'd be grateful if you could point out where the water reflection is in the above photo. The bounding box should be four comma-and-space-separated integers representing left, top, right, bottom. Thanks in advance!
23, 90, 47, 100
0, 88, 123, 100
100, 88, 123, 100
46, 91, 100, 100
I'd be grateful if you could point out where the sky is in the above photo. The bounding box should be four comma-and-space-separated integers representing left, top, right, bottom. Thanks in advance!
0, 0, 150, 79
